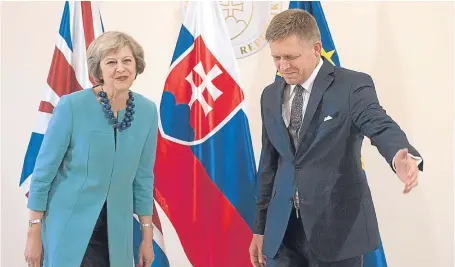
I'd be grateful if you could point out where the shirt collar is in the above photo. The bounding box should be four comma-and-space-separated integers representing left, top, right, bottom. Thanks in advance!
290, 57, 323, 95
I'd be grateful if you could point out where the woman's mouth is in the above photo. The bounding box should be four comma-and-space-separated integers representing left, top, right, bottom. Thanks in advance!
115, 75, 128, 81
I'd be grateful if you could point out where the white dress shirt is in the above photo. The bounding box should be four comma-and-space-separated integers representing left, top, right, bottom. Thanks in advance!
282, 58, 323, 128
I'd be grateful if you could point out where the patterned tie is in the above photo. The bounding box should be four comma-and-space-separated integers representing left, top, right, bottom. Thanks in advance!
288, 84, 305, 218
288, 84, 305, 150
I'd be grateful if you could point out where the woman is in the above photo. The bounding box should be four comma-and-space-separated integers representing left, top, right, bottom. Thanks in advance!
24, 31, 157, 267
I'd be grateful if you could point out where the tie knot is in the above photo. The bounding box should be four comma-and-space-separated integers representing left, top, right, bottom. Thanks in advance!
294, 84, 305, 95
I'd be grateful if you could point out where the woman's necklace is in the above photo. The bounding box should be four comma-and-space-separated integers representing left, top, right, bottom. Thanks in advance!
98, 88, 135, 132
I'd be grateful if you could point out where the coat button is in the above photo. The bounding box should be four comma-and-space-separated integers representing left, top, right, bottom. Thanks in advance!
289, 197, 294, 203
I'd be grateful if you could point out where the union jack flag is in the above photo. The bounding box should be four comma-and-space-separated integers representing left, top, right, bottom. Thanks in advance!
19, 1, 103, 195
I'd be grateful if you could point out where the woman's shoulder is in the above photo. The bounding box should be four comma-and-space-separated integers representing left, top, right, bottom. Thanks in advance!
53, 89, 93, 111
132, 92, 157, 114
58, 88, 94, 106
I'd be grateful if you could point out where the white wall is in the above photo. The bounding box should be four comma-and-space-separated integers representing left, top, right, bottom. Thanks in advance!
1, 1, 454, 267
0, 2, 3, 266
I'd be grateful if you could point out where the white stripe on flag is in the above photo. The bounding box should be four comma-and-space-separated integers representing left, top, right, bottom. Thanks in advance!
43, 85, 61, 108
55, 34, 73, 73
34, 111, 53, 135
183, 1, 240, 86
91, 2, 104, 39
155, 201, 193, 267
72, 2, 93, 89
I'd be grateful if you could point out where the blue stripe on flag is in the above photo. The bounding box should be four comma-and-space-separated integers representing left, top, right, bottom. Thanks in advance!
170, 25, 194, 65
151, 243, 170, 267
100, 12, 105, 33
190, 110, 257, 228
364, 239, 388, 266
59, 1, 73, 51
20, 132, 44, 185
133, 219, 170, 267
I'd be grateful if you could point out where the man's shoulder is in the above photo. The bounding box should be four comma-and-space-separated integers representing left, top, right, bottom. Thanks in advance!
333, 66, 374, 85
261, 79, 284, 100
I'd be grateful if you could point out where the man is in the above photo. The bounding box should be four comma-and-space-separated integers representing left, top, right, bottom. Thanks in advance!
249, 9, 423, 267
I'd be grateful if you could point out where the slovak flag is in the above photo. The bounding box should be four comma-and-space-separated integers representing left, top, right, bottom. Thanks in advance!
19, 1, 103, 196
136, 1, 258, 266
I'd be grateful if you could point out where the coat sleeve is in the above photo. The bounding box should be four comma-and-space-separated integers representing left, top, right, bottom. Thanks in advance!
133, 101, 159, 216
253, 90, 279, 235
27, 95, 73, 211
349, 73, 423, 171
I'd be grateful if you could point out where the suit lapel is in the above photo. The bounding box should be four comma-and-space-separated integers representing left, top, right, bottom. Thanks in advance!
271, 79, 294, 159
297, 59, 335, 148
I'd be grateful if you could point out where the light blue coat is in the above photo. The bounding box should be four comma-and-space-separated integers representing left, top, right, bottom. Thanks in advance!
27, 88, 158, 267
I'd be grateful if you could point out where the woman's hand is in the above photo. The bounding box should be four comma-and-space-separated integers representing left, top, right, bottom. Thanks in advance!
136, 240, 154, 267
24, 227, 43, 267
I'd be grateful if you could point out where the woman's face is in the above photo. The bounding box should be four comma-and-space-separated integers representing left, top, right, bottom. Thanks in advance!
99, 45, 137, 93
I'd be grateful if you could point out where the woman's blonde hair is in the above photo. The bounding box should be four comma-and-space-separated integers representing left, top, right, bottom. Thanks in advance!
87, 31, 146, 83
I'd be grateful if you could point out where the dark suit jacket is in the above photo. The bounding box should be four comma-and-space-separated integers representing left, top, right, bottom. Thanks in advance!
253, 58, 423, 262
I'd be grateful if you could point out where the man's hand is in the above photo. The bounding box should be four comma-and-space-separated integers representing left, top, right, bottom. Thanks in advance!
249, 234, 266, 267
394, 148, 419, 194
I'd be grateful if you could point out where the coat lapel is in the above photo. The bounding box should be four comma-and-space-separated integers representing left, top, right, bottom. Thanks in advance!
297, 59, 335, 148
270, 79, 294, 159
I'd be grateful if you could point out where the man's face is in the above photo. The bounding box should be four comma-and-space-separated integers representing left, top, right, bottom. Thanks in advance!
270, 35, 321, 85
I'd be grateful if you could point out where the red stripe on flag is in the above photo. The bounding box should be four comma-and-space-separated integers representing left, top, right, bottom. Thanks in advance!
154, 133, 252, 267
38, 101, 54, 114
81, 2, 95, 51
152, 203, 163, 233
81, 1, 97, 86
47, 47, 83, 97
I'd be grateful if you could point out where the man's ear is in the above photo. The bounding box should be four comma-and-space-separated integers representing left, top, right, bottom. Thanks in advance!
313, 41, 322, 57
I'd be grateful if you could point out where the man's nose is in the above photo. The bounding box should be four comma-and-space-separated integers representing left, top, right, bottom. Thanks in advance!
280, 59, 291, 70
